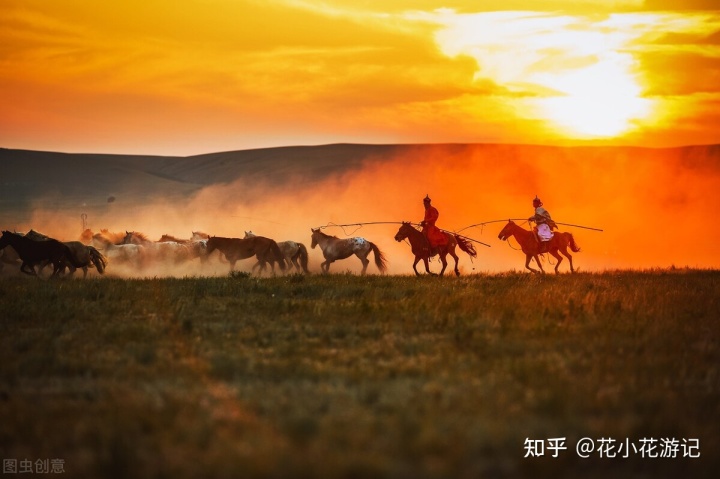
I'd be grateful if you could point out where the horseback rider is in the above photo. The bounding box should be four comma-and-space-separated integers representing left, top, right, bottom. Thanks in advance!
528, 196, 557, 252
420, 195, 448, 255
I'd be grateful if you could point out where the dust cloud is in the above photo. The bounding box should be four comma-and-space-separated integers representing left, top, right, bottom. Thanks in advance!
10, 144, 720, 277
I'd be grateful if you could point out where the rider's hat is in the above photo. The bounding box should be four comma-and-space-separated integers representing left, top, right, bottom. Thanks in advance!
533, 195, 543, 206
423, 194, 431, 203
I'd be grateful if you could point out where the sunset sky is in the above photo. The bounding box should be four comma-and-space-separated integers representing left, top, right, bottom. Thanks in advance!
2, 0, 719, 155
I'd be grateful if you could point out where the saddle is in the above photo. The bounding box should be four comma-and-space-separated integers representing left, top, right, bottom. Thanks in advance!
534, 231, 550, 253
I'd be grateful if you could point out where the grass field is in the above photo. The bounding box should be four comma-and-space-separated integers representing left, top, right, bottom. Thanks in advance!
1, 270, 718, 478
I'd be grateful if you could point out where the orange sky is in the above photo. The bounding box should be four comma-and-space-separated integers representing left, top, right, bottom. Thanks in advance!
2, 1, 719, 155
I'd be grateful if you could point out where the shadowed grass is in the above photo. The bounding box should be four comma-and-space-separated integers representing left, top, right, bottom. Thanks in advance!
0, 270, 718, 478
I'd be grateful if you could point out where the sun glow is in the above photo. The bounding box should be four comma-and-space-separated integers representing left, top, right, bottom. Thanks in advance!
426, 11, 660, 138
534, 53, 653, 137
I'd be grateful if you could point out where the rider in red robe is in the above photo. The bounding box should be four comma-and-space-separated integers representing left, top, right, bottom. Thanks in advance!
421, 195, 448, 252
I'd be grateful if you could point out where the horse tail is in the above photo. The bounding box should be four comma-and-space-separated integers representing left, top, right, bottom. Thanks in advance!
369, 242, 388, 273
296, 243, 310, 273
270, 240, 286, 271
567, 233, 581, 253
454, 235, 477, 258
88, 246, 107, 274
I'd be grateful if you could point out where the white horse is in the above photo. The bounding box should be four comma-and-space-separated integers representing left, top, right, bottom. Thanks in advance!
92, 234, 145, 268
244, 231, 309, 273
310, 228, 387, 275
122, 231, 193, 264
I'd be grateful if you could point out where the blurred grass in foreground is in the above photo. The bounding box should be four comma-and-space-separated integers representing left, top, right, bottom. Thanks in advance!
0, 270, 718, 478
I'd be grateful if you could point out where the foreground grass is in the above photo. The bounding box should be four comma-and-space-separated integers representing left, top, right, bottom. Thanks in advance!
0, 270, 718, 478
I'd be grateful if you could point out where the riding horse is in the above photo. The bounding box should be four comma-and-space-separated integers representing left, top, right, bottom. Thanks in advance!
394, 222, 477, 276
0, 231, 83, 278
310, 228, 387, 275
497, 220, 580, 273
245, 231, 309, 274
205, 236, 286, 274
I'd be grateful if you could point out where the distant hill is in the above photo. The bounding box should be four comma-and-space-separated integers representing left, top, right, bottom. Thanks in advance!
2, 142, 719, 229
0, 144, 408, 224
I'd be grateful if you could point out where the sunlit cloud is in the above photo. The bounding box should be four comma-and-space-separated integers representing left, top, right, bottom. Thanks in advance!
416, 9, 720, 139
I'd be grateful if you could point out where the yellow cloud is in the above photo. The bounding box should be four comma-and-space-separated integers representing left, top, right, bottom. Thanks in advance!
419, 9, 720, 138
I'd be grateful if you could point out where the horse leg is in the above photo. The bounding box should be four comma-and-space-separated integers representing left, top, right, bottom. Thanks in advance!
534, 255, 545, 274
50, 260, 63, 279
290, 253, 300, 272
525, 254, 539, 274
449, 247, 460, 276
438, 253, 448, 276
560, 246, 574, 273
20, 262, 37, 276
360, 257, 369, 275
423, 257, 436, 276
412, 256, 422, 276
549, 249, 563, 274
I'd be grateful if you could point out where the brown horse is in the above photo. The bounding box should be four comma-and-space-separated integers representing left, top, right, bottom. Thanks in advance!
245, 231, 310, 274
394, 222, 477, 276
0, 231, 84, 278
310, 228, 387, 275
497, 220, 580, 274
206, 236, 286, 274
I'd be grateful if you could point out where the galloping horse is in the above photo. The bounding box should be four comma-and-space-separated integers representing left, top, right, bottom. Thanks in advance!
310, 228, 387, 275
0, 231, 83, 278
497, 220, 580, 273
394, 222, 477, 276
26, 229, 106, 277
205, 236, 286, 274
123, 231, 193, 264
93, 234, 145, 268
245, 231, 309, 274
159, 233, 209, 262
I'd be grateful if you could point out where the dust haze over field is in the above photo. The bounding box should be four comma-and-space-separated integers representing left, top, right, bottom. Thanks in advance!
2, 144, 719, 276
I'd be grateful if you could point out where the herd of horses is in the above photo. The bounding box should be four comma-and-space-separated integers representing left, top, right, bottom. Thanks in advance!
0, 221, 581, 279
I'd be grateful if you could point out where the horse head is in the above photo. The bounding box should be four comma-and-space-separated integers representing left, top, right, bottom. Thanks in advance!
310, 228, 320, 249
498, 220, 516, 241
244, 231, 255, 239
394, 222, 414, 242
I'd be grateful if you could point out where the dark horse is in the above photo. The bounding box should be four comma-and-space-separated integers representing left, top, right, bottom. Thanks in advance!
497, 220, 581, 274
394, 222, 477, 276
0, 231, 84, 278
205, 236, 286, 274
26, 229, 106, 277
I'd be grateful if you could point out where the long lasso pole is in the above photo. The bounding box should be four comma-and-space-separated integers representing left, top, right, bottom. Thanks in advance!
553, 222, 603, 232
458, 219, 603, 233
317, 221, 491, 247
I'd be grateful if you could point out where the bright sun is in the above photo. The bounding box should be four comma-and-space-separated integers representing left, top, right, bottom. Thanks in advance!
535, 53, 653, 137
431, 11, 656, 139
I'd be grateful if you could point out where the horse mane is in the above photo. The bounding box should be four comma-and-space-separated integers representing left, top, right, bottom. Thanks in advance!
27, 229, 50, 239
159, 234, 186, 242
127, 231, 151, 242
98, 229, 126, 244
315, 230, 338, 240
